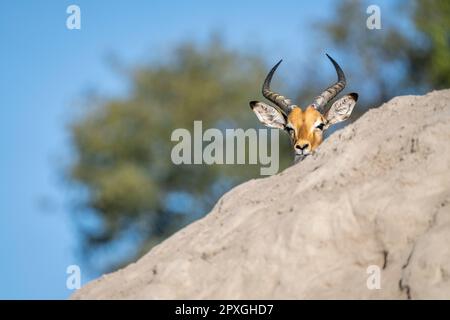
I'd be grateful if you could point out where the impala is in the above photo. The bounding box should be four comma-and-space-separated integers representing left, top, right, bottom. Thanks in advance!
250, 54, 358, 162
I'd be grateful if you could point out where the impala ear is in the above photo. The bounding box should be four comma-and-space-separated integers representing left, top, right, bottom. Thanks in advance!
249, 101, 286, 129
324, 93, 358, 129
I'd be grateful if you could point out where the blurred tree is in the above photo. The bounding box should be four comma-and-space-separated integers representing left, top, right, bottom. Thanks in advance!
68, 38, 292, 271
320, 0, 450, 113
68, 0, 449, 272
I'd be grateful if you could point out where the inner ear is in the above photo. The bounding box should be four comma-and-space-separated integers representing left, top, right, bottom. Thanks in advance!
324, 93, 358, 127
250, 101, 286, 129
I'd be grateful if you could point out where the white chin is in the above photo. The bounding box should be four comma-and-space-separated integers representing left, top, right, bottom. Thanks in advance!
294, 154, 307, 163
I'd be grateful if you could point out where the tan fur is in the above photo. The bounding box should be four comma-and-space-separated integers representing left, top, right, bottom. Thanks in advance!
287, 106, 325, 152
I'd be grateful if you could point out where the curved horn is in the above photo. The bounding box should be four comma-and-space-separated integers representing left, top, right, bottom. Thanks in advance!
312, 54, 346, 113
262, 60, 293, 115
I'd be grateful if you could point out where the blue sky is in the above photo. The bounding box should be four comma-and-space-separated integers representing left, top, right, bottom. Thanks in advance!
0, 0, 402, 299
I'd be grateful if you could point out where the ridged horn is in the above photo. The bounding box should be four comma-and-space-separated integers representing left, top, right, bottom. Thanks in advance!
312, 54, 346, 113
262, 60, 294, 115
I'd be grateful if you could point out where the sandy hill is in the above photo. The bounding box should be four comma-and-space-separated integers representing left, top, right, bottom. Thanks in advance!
72, 89, 450, 299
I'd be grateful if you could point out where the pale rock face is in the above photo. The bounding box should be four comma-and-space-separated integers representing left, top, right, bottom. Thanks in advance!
72, 89, 450, 300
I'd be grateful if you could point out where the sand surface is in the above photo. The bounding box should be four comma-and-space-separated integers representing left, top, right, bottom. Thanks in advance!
72, 90, 450, 299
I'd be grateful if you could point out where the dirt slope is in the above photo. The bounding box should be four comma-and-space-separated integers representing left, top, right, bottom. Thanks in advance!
72, 89, 450, 299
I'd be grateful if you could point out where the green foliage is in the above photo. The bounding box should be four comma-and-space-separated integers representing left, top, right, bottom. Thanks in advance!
322, 0, 450, 109
413, 0, 450, 87
69, 39, 291, 269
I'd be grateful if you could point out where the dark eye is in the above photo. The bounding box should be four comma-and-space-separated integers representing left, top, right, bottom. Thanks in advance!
316, 123, 325, 130
285, 127, 295, 138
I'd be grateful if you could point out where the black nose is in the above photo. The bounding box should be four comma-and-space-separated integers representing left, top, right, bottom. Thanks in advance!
295, 143, 310, 151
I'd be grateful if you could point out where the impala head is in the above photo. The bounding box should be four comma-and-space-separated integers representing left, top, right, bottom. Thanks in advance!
250, 54, 358, 162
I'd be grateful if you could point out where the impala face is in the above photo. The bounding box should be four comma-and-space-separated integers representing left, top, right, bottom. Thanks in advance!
250, 54, 358, 163
286, 106, 325, 159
